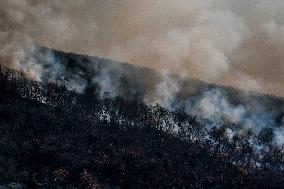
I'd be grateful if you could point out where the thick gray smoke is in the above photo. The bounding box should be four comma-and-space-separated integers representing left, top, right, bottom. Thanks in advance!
1, 0, 284, 96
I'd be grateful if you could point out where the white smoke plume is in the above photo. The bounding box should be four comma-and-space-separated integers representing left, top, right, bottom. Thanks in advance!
144, 70, 180, 108
181, 88, 284, 146
186, 89, 246, 124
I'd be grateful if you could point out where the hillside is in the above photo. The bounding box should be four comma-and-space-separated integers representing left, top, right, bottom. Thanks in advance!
0, 48, 284, 188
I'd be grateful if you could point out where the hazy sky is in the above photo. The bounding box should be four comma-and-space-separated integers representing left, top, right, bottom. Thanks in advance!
1, 0, 284, 96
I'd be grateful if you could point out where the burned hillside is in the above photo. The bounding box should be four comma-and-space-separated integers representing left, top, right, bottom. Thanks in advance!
0, 54, 284, 188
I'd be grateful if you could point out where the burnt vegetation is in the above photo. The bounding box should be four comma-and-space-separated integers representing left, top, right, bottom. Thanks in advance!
0, 63, 284, 188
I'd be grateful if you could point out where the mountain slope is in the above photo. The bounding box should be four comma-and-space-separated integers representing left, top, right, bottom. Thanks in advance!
0, 47, 284, 188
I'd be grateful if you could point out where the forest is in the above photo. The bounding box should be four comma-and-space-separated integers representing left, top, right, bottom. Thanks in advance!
0, 63, 284, 188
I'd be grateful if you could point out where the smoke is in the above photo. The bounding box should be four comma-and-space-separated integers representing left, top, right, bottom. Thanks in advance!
186, 89, 246, 124
275, 126, 284, 146
144, 70, 180, 108
1, 0, 284, 96
180, 87, 284, 146
92, 61, 123, 96
0, 0, 284, 146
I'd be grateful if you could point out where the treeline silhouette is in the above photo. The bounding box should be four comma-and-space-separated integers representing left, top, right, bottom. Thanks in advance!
0, 66, 284, 188
35, 46, 284, 114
